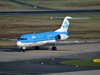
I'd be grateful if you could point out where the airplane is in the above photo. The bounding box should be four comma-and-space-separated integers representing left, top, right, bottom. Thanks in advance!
2, 16, 97, 52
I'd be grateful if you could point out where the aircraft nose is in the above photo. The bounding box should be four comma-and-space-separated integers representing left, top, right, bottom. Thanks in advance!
16, 41, 21, 46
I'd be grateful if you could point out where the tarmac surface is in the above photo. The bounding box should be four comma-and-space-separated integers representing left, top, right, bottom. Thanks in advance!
0, 10, 100, 16
0, 43, 100, 75
0, 0, 100, 16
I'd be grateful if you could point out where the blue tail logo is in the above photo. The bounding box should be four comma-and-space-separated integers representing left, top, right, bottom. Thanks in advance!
62, 22, 68, 28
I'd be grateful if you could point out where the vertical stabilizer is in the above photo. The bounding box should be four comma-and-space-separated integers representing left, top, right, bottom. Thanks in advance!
55, 16, 72, 32
55, 16, 89, 32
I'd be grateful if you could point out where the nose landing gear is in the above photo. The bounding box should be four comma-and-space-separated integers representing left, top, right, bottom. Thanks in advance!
20, 47, 26, 52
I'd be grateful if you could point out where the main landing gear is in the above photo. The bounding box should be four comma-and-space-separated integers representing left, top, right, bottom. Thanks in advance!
34, 46, 39, 50
52, 44, 57, 50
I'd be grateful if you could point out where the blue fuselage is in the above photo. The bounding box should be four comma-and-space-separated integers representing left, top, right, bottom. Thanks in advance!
17, 32, 68, 43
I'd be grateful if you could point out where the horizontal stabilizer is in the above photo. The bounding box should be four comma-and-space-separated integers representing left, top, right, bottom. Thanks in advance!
55, 17, 89, 19
2, 38, 17, 41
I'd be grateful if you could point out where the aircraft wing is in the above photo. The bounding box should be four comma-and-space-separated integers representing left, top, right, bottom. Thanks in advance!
2, 38, 17, 41
46, 41, 99, 44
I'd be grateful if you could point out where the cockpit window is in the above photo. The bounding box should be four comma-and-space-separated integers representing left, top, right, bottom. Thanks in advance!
18, 38, 28, 40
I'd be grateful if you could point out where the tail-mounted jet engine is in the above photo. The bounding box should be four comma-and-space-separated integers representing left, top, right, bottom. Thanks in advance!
56, 34, 69, 40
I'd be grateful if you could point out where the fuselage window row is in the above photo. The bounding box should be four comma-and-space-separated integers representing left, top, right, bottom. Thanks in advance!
18, 38, 28, 40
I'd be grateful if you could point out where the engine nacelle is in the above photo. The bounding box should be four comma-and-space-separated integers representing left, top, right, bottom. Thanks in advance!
56, 34, 69, 40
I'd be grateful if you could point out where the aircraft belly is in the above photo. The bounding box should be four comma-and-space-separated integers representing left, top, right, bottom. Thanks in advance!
17, 40, 56, 47
29, 40, 56, 47
42, 40, 56, 45
29, 42, 44, 47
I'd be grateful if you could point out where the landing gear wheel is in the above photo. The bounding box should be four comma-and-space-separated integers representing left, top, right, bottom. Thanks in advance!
52, 44, 57, 50
35, 46, 39, 50
21, 47, 26, 52
52, 47, 57, 50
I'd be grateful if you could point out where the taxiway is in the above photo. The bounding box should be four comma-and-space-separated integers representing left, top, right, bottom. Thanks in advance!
0, 43, 100, 75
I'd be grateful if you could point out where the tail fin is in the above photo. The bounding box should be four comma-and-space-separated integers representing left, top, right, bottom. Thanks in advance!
55, 16, 89, 32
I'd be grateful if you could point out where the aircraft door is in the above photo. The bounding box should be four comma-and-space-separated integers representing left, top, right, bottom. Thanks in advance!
28, 35, 32, 42
28, 35, 36, 42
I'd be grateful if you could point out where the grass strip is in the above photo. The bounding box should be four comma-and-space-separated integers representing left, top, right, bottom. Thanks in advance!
60, 58, 100, 66
0, 13, 100, 46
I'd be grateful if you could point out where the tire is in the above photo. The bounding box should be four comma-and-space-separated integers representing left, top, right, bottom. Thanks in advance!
23, 50, 26, 52
35, 46, 39, 50
52, 47, 57, 50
